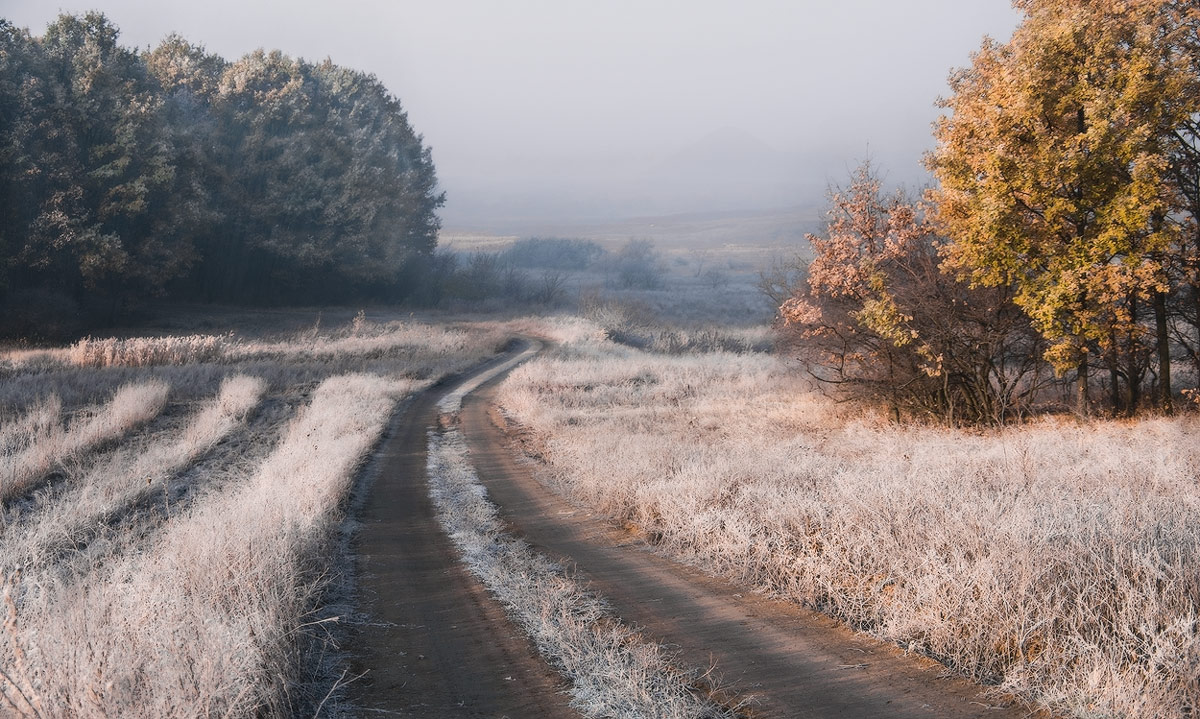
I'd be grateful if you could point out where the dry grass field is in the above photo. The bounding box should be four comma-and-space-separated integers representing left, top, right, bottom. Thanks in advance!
498, 328, 1200, 719
0, 316, 507, 718
3, 308, 1195, 718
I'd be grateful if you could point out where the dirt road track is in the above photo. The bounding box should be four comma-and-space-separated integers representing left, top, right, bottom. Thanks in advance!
349, 347, 580, 718
459, 366, 1039, 719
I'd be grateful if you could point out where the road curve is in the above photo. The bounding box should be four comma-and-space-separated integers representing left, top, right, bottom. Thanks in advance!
458, 360, 1041, 719
348, 343, 580, 718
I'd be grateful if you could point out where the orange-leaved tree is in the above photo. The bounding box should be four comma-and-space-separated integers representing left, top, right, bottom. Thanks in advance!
779, 162, 1044, 424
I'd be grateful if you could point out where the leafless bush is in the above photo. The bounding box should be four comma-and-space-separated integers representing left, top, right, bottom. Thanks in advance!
605, 239, 665, 290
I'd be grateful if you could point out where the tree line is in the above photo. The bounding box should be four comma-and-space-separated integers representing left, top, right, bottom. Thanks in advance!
780, 0, 1199, 422
0, 13, 443, 337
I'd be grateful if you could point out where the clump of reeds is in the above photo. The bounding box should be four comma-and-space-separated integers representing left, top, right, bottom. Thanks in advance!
68, 335, 230, 367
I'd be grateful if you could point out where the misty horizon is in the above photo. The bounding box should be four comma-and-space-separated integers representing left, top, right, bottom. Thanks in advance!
4, 1, 1021, 233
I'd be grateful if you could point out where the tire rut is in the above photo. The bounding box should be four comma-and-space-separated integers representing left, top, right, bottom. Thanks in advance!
348, 348, 580, 718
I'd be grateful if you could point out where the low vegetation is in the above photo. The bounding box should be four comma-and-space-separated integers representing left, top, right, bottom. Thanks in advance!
0, 375, 265, 573
0, 315, 506, 718
0, 381, 169, 504
498, 330, 1200, 719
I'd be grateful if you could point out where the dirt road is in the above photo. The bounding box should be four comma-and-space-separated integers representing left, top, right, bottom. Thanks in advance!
458, 362, 1038, 719
349, 349, 580, 718
351, 341, 1038, 718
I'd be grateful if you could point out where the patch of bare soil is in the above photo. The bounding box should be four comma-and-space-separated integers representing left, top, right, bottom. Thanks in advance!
460, 376, 1043, 719
348, 351, 579, 718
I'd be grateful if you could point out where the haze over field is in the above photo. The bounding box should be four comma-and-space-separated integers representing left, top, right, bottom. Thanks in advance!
4, 1, 1020, 231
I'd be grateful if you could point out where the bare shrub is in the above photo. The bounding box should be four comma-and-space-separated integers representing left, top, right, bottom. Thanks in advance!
606, 239, 665, 290
500, 237, 606, 271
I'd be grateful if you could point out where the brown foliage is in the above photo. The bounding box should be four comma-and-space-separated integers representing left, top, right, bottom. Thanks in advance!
779, 162, 1047, 424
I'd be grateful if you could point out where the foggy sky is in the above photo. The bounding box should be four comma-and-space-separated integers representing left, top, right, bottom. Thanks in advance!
5, 1, 1020, 230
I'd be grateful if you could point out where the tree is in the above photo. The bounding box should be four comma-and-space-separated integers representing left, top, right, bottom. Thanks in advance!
1161, 1, 1200, 394
0, 13, 447, 330
779, 162, 1044, 424
206, 51, 443, 302
606, 239, 664, 290
0, 20, 45, 296
27, 14, 189, 306
928, 0, 1185, 415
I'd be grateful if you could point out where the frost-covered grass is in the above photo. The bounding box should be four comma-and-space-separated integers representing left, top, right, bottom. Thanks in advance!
67, 334, 230, 367
0, 315, 506, 718
1, 374, 408, 718
498, 334, 1200, 719
0, 375, 265, 572
0, 381, 169, 504
1, 319, 507, 372
430, 359, 740, 718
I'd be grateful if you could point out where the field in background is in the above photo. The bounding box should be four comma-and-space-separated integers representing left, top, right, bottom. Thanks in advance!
0, 314, 507, 718
442, 204, 821, 252
498, 327, 1200, 719
439, 206, 817, 326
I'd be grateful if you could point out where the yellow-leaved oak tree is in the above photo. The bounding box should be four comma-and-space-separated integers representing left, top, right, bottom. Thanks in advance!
928, 0, 1191, 415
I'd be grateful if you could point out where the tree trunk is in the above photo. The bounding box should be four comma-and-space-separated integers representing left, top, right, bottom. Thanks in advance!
1125, 292, 1138, 417
1108, 325, 1121, 414
1155, 289, 1172, 414
1110, 363, 1122, 415
1194, 284, 1200, 381
1076, 351, 1089, 417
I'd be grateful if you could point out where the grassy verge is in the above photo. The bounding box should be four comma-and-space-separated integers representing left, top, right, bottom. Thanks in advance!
498, 332, 1200, 719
